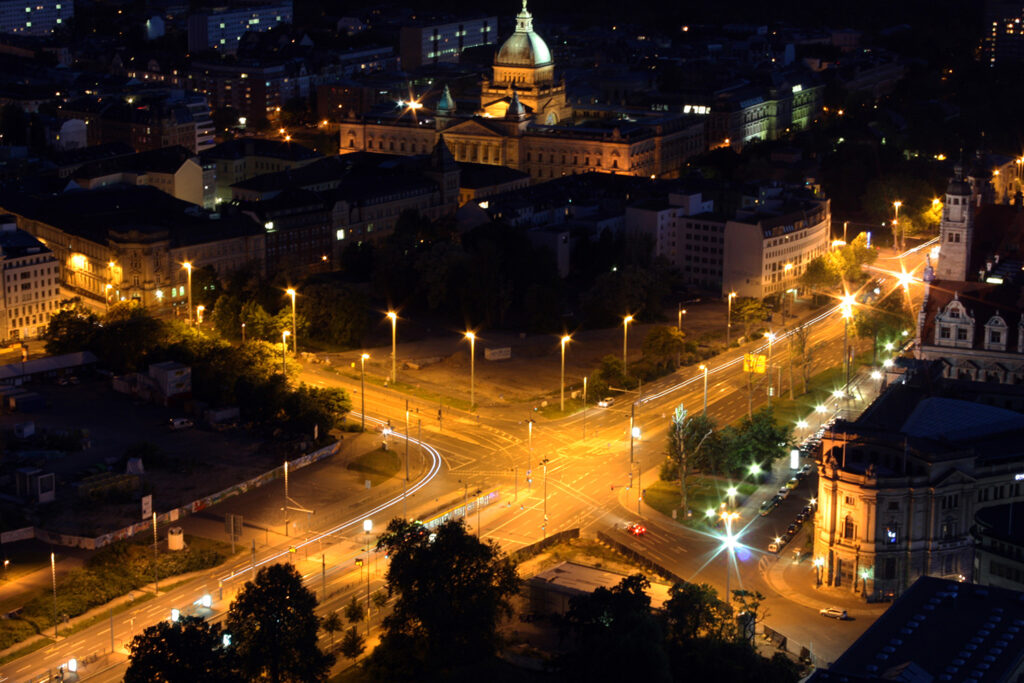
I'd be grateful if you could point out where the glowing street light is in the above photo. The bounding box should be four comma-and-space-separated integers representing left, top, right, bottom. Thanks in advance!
285, 288, 297, 354
104, 283, 113, 312
883, 358, 894, 369
840, 293, 855, 390
196, 305, 205, 325
870, 370, 882, 380
893, 200, 903, 252
813, 556, 824, 586
726, 485, 738, 508
359, 353, 369, 432
622, 315, 634, 375
749, 462, 762, 477
362, 519, 372, 637
560, 334, 571, 411
796, 419, 808, 430
815, 404, 827, 414
720, 511, 740, 598
182, 262, 193, 324
464, 331, 476, 409
386, 311, 398, 384
726, 292, 737, 345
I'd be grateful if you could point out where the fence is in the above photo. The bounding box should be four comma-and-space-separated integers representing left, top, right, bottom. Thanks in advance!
510, 528, 579, 563
25, 441, 341, 550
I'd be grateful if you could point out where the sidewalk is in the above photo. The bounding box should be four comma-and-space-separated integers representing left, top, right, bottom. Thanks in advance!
759, 550, 878, 616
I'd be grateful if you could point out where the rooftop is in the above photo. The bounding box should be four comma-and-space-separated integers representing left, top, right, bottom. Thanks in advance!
812, 576, 1024, 682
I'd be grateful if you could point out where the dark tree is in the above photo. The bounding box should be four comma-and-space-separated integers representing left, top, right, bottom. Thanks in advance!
339, 626, 365, 659
125, 616, 241, 683
43, 308, 100, 355
558, 574, 671, 683
225, 563, 334, 683
368, 518, 520, 676
729, 407, 792, 473
663, 582, 733, 645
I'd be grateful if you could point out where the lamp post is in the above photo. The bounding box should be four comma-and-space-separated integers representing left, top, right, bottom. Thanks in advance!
362, 519, 372, 638
766, 331, 775, 405
721, 511, 739, 600
51, 551, 57, 639
677, 305, 686, 331
182, 261, 193, 324
541, 458, 550, 539
893, 200, 903, 252
241, 322, 246, 343
860, 568, 871, 596
699, 364, 709, 414
582, 376, 587, 439
285, 288, 297, 354
464, 331, 476, 409
726, 292, 737, 345
814, 556, 824, 587
783, 264, 793, 317
359, 353, 369, 431
386, 311, 398, 384
622, 315, 633, 375
560, 334, 570, 411
104, 284, 113, 313
840, 294, 855, 391
281, 331, 290, 375
528, 419, 534, 482
196, 305, 205, 325
726, 486, 737, 509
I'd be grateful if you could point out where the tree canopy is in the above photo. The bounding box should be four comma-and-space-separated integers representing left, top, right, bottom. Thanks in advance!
368, 518, 520, 678
225, 563, 334, 683
125, 616, 241, 683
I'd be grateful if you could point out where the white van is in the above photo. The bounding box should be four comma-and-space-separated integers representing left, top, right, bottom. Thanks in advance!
168, 418, 194, 430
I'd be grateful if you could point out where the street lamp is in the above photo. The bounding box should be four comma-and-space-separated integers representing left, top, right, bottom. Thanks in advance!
241, 322, 246, 343
182, 262, 193, 324
726, 485, 737, 509
104, 283, 113, 312
720, 511, 740, 599
285, 288, 297, 354
51, 552, 57, 639
385, 310, 399, 384
783, 264, 793, 317
766, 331, 775, 405
281, 331, 290, 375
814, 556, 824, 587
699, 364, 709, 415
622, 315, 633, 375
727, 292, 737, 345
363, 519, 372, 637
749, 462, 762, 479
560, 334, 571, 411
893, 200, 903, 252
196, 305, 205, 325
860, 567, 871, 596
840, 293, 855, 391
677, 305, 687, 331
359, 353, 369, 431
464, 331, 476, 409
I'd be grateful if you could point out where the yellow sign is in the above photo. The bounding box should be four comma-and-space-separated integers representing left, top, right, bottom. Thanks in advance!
743, 353, 767, 374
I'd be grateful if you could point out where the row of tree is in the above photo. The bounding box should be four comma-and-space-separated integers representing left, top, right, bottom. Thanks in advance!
44, 303, 350, 439
125, 563, 333, 683
560, 574, 800, 682
663, 407, 793, 489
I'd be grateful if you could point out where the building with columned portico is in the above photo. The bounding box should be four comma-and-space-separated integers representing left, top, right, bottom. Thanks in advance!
339, 1, 705, 182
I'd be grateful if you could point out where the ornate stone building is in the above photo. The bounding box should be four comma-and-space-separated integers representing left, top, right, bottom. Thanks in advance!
340, 1, 705, 181
813, 370, 1024, 599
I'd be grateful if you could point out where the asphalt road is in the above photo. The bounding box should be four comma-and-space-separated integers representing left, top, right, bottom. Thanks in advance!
0, 242, 934, 682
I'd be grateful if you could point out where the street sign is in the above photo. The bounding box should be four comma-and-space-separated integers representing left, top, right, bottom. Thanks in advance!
141, 494, 152, 520
743, 353, 767, 374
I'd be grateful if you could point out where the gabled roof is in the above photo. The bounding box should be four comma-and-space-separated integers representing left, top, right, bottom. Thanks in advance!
920, 281, 1024, 353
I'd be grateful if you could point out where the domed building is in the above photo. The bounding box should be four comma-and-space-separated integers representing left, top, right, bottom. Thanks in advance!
479, 0, 571, 124
337, 2, 706, 191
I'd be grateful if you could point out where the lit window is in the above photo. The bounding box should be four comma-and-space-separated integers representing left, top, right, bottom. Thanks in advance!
336, 229, 345, 240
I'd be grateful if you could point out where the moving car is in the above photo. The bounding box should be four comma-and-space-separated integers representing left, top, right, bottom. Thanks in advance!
625, 522, 647, 536
168, 418, 194, 430
819, 607, 847, 620
597, 397, 615, 408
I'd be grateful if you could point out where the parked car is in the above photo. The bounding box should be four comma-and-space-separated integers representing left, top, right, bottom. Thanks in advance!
597, 397, 615, 408
786, 476, 800, 490
625, 522, 647, 536
786, 522, 800, 536
819, 607, 847, 620
760, 495, 782, 517
768, 540, 782, 553
800, 463, 813, 476
777, 487, 791, 500
168, 418, 194, 430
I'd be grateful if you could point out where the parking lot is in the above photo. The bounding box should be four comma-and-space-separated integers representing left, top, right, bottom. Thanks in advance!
0, 374, 270, 536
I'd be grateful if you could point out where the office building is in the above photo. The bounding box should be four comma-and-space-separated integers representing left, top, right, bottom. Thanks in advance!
400, 15, 498, 71
0, 215, 60, 341
0, 0, 71, 35
187, 2, 292, 53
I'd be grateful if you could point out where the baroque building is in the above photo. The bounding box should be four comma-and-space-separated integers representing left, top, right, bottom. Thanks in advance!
340, 1, 705, 181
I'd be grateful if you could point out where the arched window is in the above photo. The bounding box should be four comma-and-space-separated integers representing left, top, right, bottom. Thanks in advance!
843, 515, 855, 539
